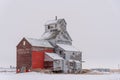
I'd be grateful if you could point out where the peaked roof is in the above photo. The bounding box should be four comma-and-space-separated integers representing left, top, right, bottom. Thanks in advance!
45, 18, 66, 26
25, 37, 53, 48
57, 44, 79, 51
45, 52, 63, 60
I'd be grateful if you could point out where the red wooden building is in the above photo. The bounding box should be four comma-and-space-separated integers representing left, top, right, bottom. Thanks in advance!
16, 37, 53, 73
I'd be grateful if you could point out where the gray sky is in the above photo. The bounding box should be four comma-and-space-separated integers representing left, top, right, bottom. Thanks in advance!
0, 0, 120, 68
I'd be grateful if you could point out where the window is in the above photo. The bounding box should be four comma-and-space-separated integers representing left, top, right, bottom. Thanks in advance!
48, 25, 50, 29
73, 53, 75, 55
23, 41, 26, 46
48, 25, 54, 29
59, 51, 62, 55
51, 29, 57, 32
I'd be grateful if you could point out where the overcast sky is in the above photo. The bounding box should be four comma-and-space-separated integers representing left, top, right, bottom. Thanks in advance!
0, 0, 120, 68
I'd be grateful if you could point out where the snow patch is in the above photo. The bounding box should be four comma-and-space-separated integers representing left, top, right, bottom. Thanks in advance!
57, 44, 79, 51
0, 72, 120, 80
45, 52, 63, 60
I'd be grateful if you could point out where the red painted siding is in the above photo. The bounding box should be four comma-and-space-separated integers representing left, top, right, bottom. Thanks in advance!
32, 51, 44, 69
32, 49, 53, 69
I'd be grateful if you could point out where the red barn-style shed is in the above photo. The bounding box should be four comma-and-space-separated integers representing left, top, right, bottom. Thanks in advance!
16, 37, 53, 73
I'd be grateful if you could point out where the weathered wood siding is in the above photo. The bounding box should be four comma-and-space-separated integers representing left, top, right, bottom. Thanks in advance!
17, 38, 32, 72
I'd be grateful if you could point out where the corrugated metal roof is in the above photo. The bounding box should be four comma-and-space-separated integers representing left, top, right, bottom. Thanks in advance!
57, 44, 79, 51
45, 52, 63, 60
25, 37, 53, 48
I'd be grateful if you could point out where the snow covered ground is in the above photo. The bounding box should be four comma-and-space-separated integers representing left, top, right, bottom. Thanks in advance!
0, 72, 120, 80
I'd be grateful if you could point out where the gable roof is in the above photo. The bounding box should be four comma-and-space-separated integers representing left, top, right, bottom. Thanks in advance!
45, 52, 63, 60
25, 37, 53, 48
57, 44, 79, 52
45, 19, 66, 26
45, 20, 57, 26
